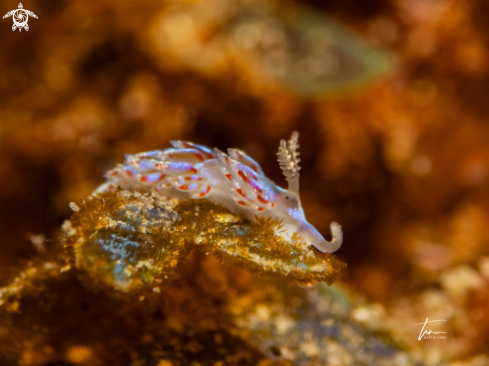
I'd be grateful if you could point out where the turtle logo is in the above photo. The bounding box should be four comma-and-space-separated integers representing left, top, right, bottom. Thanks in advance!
3, 3, 38, 32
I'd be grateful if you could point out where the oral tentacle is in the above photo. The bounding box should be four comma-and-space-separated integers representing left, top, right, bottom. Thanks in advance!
316, 222, 343, 253
286, 208, 342, 253
299, 221, 343, 253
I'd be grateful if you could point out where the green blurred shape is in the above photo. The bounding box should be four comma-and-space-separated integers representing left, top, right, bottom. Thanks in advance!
231, 4, 395, 96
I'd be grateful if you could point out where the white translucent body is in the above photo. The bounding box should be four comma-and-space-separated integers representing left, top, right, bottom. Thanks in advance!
95, 138, 342, 253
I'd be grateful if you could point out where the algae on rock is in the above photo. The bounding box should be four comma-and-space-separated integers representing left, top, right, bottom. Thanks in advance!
63, 190, 346, 292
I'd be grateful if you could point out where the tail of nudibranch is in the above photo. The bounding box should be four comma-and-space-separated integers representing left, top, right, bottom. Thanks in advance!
278, 132, 343, 253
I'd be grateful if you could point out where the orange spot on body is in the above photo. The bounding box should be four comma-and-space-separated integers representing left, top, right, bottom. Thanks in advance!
237, 189, 246, 197
199, 185, 211, 197
190, 167, 197, 173
257, 195, 269, 204
270, 202, 275, 208
110, 171, 119, 177
257, 207, 266, 212
225, 174, 232, 180
238, 168, 258, 182
194, 153, 204, 162
237, 170, 247, 181
125, 169, 134, 177
237, 200, 247, 206
179, 185, 188, 190
184, 175, 203, 181
155, 163, 163, 169
140, 176, 147, 182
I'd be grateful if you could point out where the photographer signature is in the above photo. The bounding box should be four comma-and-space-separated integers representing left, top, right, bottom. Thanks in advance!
413, 318, 447, 341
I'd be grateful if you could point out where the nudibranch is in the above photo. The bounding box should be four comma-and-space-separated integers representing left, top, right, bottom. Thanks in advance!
95, 132, 343, 253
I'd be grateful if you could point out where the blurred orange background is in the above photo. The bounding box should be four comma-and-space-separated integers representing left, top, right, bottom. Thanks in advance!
1, 0, 488, 359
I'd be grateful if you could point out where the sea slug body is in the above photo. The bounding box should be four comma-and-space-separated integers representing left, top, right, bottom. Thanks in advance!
95, 132, 343, 253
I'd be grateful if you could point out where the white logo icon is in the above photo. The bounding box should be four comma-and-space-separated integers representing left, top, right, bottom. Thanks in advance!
3, 3, 37, 32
